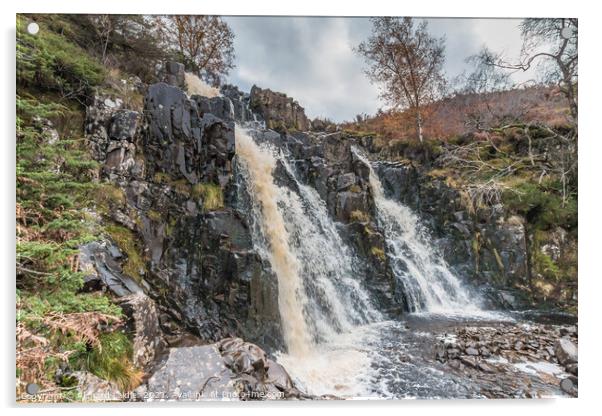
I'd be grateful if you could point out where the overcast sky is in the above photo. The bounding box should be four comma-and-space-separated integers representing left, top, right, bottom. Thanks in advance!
223, 17, 535, 122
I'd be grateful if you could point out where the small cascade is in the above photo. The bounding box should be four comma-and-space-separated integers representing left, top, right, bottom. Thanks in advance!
353, 148, 483, 315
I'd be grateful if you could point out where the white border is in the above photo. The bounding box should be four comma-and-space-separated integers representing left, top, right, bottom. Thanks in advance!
2, 1, 600, 415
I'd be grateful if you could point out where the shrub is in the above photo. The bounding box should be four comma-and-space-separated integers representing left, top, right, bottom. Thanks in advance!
502, 181, 577, 230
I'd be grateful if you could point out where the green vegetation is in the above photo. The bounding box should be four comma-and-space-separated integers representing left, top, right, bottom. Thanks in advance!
370, 246, 386, 261
502, 180, 577, 231
73, 332, 143, 391
105, 225, 147, 281
17, 16, 105, 98
193, 182, 224, 211
16, 16, 141, 399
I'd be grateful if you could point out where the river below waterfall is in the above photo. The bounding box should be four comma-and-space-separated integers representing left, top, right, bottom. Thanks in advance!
277, 312, 577, 399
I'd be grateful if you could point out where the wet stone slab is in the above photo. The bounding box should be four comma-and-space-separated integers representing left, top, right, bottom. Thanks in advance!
145, 345, 237, 401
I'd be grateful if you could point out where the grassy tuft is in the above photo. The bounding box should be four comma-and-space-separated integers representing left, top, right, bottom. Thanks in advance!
192, 182, 224, 211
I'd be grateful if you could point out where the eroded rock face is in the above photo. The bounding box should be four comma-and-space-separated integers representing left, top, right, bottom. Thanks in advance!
85, 79, 283, 349
249, 85, 310, 131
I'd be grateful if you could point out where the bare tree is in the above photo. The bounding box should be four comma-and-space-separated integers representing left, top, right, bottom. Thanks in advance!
454, 47, 522, 130
482, 18, 577, 122
356, 17, 446, 142
157, 15, 235, 85
88, 15, 112, 64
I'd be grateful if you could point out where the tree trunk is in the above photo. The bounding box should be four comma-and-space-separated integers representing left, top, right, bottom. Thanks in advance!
415, 108, 424, 143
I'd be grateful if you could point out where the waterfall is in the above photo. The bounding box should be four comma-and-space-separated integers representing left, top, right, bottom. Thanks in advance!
235, 128, 313, 356
352, 148, 483, 315
236, 126, 383, 396
236, 127, 380, 351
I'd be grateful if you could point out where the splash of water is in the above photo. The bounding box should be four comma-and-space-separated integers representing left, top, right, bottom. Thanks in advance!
353, 148, 484, 315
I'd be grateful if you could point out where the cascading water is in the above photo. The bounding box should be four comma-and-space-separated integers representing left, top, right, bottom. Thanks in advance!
235, 128, 313, 357
352, 147, 484, 316
235, 125, 500, 398
235, 126, 381, 396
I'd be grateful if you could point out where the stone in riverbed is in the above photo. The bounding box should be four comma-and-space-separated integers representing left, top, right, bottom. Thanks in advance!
560, 377, 577, 396
555, 338, 578, 366
465, 347, 480, 356
565, 363, 578, 376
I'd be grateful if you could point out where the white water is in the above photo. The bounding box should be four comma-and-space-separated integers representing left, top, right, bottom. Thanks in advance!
352, 148, 487, 316
236, 127, 384, 396
235, 127, 501, 397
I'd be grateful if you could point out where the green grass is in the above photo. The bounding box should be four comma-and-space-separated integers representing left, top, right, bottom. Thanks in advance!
105, 225, 147, 281
192, 182, 224, 211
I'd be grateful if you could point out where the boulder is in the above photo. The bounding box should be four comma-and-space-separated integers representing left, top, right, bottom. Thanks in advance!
555, 338, 578, 366
145, 345, 236, 401
118, 294, 166, 372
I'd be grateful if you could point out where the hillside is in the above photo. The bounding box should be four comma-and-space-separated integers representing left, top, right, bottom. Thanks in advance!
342, 86, 572, 142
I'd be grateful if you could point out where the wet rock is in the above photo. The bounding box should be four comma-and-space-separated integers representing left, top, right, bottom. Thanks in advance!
118, 293, 167, 372
460, 356, 478, 369
555, 338, 578, 366
465, 347, 480, 356
560, 377, 577, 396
565, 363, 578, 376
477, 362, 495, 373
336, 172, 357, 191
266, 360, 294, 391
216, 337, 297, 399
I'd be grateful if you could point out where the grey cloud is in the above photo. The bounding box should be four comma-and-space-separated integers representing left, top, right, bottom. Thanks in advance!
224, 16, 530, 122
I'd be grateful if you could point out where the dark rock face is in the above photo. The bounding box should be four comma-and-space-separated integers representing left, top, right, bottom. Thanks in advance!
162, 61, 185, 88
374, 161, 530, 304
249, 85, 311, 131
86, 80, 283, 349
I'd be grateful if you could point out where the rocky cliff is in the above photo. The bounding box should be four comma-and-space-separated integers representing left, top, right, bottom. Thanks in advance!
78, 64, 575, 398
249, 85, 311, 131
